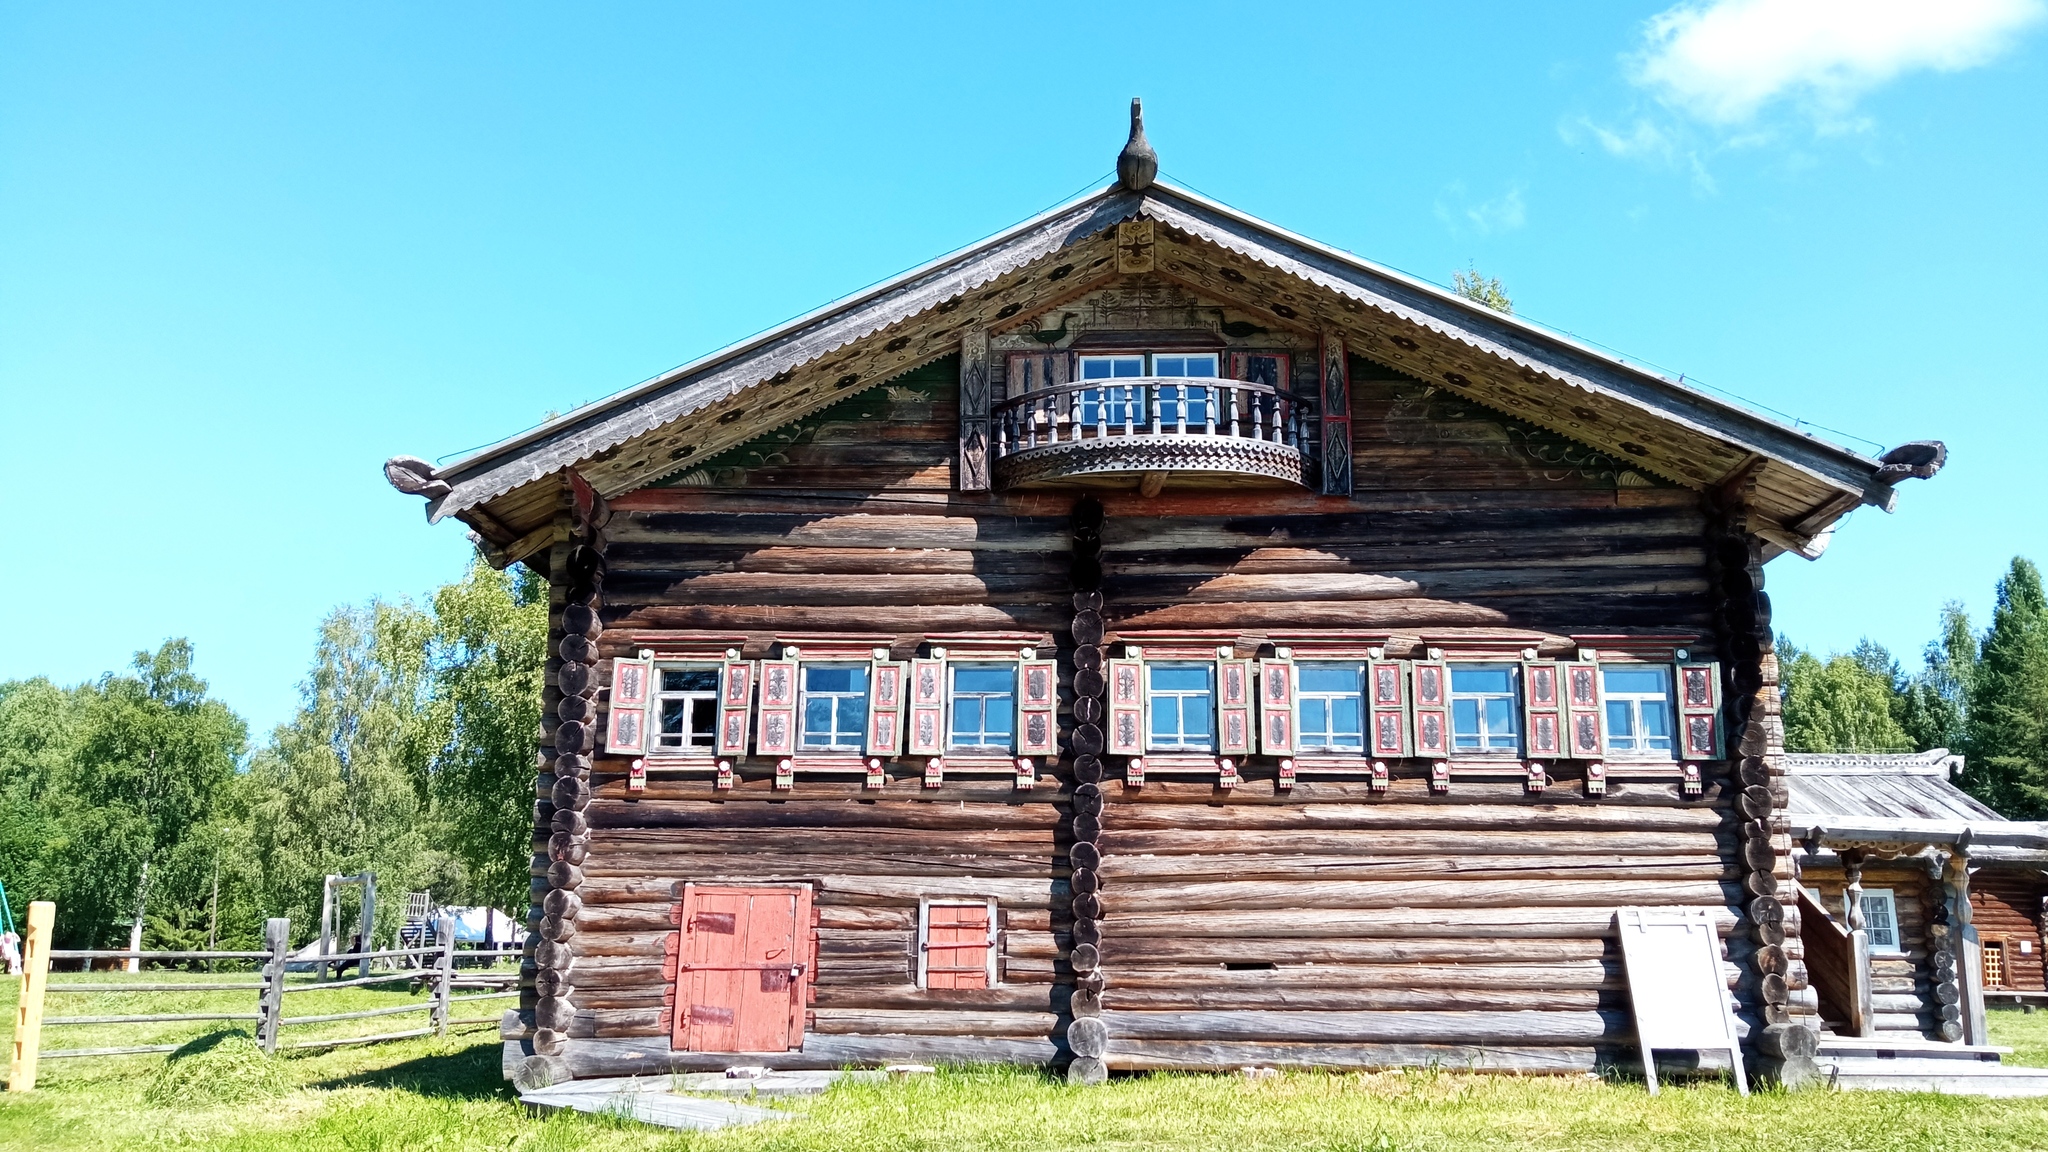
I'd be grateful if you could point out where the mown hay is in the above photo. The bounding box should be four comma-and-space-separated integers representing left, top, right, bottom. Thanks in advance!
144, 1030, 290, 1107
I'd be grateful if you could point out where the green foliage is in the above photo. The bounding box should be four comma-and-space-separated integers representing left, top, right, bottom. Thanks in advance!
1452, 264, 1513, 313
0, 644, 246, 948
1901, 601, 1976, 752
1962, 558, 2048, 817
399, 560, 549, 914
1778, 641, 1915, 754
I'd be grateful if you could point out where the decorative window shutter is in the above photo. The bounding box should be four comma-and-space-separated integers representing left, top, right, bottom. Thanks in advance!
905, 658, 946, 757
1410, 660, 1450, 758
1677, 662, 1722, 759
1563, 662, 1605, 758
1216, 658, 1254, 757
1107, 658, 1144, 756
716, 659, 755, 757
1016, 659, 1058, 757
1369, 660, 1408, 757
867, 660, 906, 757
756, 660, 799, 757
1257, 657, 1296, 755
1522, 661, 1564, 758
605, 658, 653, 755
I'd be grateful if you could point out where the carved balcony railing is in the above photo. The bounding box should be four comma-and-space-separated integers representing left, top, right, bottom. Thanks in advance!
991, 377, 1311, 488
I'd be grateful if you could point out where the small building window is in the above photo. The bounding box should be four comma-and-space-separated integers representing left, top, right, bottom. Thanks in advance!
1603, 665, 1675, 757
800, 664, 869, 751
1147, 663, 1215, 751
654, 665, 721, 751
920, 899, 995, 989
949, 665, 1015, 750
1450, 664, 1520, 754
1077, 355, 1145, 426
1297, 662, 1365, 752
1984, 939, 2007, 988
1860, 888, 1901, 953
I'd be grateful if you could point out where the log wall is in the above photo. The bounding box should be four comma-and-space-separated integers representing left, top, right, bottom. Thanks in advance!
1972, 869, 2048, 993
501, 343, 1792, 1083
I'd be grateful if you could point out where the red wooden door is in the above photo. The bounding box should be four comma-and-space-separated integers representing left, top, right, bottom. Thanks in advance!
673, 885, 812, 1052
924, 902, 992, 989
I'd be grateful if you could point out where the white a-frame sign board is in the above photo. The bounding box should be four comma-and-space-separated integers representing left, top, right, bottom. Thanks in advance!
1616, 907, 1749, 1096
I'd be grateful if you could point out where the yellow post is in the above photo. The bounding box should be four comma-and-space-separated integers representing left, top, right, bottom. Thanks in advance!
7, 901, 54, 1092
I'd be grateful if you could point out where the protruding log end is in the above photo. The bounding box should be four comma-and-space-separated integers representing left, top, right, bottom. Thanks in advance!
384, 454, 451, 499
1117, 98, 1157, 192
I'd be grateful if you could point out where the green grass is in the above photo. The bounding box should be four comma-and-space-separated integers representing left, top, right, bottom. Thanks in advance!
1988, 1005, 2048, 1067
8, 974, 2048, 1151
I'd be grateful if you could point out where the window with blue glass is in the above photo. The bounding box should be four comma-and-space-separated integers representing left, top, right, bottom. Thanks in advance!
1602, 665, 1675, 757
949, 665, 1015, 749
1450, 665, 1520, 754
1147, 663, 1214, 750
1298, 663, 1365, 751
1154, 353, 1219, 427
1077, 354, 1144, 428
800, 664, 869, 751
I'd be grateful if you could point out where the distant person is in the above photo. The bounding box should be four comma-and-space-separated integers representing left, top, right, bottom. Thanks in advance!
0, 930, 19, 975
340, 931, 363, 977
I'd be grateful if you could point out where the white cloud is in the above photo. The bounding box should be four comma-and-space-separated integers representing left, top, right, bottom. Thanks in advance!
1435, 182, 1527, 235
1631, 0, 2044, 124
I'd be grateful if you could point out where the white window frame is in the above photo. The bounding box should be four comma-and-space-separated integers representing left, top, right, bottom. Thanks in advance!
1449, 662, 1521, 755
1076, 355, 1146, 428
651, 662, 722, 754
799, 663, 869, 752
917, 897, 999, 989
947, 663, 1016, 751
1296, 661, 1366, 753
1859, 888, 1902, 954
1145, 662, 1216, 752
1602, 664, 1677, 759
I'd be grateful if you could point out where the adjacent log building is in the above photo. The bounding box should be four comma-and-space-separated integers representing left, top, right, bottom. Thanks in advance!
385, 106, 1949, 1088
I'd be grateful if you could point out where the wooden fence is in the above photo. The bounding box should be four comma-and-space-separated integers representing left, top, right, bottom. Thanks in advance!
7, 901, 520, 1091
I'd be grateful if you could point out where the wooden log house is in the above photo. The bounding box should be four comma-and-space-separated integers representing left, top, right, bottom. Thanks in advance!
384, 105, 1948, 1088
1787, 750, 2048, 1044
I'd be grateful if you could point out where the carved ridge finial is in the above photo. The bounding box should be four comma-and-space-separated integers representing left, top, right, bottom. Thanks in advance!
384, 454, 451, 499
1117, 98, 1157, 192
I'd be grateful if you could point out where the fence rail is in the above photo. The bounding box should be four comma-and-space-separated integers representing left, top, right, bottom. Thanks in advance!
7, 901, 521, 1092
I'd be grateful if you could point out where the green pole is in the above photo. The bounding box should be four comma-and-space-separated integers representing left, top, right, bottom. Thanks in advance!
0, 879, 15, 937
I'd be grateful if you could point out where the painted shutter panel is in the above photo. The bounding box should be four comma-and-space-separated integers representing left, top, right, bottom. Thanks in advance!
1563, 662, 1605, 758
756, 660, 799, 757
1216, 658, 1254, 757
1107, 658, 1144, 756
1369, 660, 1408, 757
924, 903, 992, 990
1410, 660, 1450, 758
605, 657, 652, 754
1258, 657, 1296, 755
1677, 662, 1722, 759
1522, 661, 1564, 759
905, 657, 947, 757
1016, 659, 1058, 757
867, 660, 905, 757
716, 659, 754, 757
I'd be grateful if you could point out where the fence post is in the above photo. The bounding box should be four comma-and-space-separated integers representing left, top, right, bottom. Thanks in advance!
258, 917, 289, 1054
432, 915, 455, 1038
6, 901, 54, 1092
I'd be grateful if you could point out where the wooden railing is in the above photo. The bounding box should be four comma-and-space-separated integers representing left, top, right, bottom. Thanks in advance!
1798, 886, 1873, 1038
994, 377, 1308, 457
6, 901, 520, 1091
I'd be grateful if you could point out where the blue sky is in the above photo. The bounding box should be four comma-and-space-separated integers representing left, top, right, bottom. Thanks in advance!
4, 2, 2044, 736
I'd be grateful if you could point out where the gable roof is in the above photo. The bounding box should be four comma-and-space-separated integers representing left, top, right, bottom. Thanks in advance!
387, 170, 1941, 565
1786, 750, 2048, 863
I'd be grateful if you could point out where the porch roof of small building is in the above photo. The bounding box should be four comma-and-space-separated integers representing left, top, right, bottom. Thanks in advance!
1787, 750, 2048, 863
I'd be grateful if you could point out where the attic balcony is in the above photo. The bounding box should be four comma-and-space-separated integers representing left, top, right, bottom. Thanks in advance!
991, 377, 1311, 489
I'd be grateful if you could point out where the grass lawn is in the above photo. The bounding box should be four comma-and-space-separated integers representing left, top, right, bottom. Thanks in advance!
7, 974, 2048, 1151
